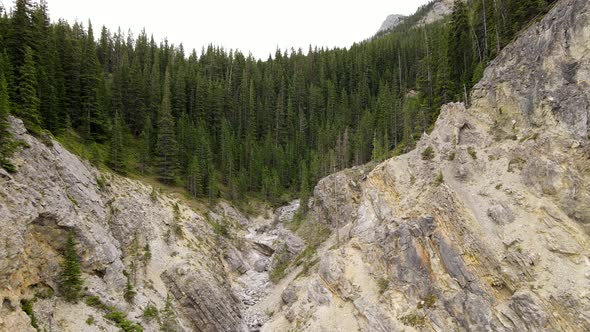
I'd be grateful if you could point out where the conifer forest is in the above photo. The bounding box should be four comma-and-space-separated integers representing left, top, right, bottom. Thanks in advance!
0, 0, 555, 204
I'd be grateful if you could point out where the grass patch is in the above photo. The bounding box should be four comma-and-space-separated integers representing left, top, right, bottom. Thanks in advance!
143, 304, 159, 321
399, 313, 426, 327
1, 158, 16, 173
85, 295, 143, 332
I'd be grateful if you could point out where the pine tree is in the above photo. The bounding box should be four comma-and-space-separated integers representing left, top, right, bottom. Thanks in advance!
156, 69, 177, 184
160, 294, 178, 332
108, 111, 126, 173
8, 0, 33, 71
15, 46, 41, 131
185, 156, 202, 197
0, 70, 15, 172
80, 21, 105, 140
448, 0, 473, 100
298, 161, 310, 213
59, 231, 84, 303
138, 116, 153, 174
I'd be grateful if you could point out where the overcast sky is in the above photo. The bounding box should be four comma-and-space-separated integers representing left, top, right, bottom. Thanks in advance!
40, 0, 431, 59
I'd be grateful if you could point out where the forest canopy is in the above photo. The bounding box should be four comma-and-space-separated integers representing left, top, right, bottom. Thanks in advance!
0, 0, 555, 204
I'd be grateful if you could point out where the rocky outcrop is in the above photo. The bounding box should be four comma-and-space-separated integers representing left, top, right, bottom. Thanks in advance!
0, 117, 248, 331
418, 0, 454, 26
260, 0, 590, 330
377, 14, 406, 33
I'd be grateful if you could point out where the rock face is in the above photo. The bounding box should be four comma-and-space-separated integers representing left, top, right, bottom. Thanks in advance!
260, 0, 590, 331
0, 116, 253, 331
377, 14, 406, 33
418, 0, 454, 26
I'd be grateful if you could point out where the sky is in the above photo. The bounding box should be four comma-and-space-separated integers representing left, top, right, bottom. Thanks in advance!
38, 0, 431, 60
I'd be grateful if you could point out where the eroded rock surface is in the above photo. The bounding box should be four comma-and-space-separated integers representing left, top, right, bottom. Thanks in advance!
260, 0, 590, 330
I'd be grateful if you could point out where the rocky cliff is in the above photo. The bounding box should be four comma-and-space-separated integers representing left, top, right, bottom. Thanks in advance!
418, 0, 454, 26
260, 0, 590, 331
377, 14, 406, 34
0, 116, 253, 331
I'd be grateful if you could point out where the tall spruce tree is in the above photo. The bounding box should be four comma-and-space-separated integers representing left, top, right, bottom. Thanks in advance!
108, 111, 126, 173
0, 70, 14, 172
156, 69, 178, 184
448, 0, 473, 100
15, 46, 40, 130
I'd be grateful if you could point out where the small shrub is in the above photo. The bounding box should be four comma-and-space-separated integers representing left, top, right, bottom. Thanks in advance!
434, 171, 444, 186
270, 245, 291, 283
448, 151, 456, 161
150, 187, 158, 202
143, 304, 159, 321
160, 295, 178, 332
377, 278, 389, 294
468, 146, 477, 160
85, 295, 104, 308
508, 157, 526, 173
287, 210, 305, 232
172, 203, 181, 220
104, 310, 143, 332
173, 222, 184, 238
211, 220, 229, 238
142, 244, 152, 264
1, 158, 16, 173
265, 308, 275, 317
86, 316, 95, 325
399, 313, 426, 327
417, 293, 437, 309
21, 299, 40, 331
123, 270, 136, 303
96, 175, 107, 190
86, 295, 142, 331
421, 146, 435, 160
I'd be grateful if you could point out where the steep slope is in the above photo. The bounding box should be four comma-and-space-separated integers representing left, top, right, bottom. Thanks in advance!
261, 0, 590, 330
0, 117, 249, 331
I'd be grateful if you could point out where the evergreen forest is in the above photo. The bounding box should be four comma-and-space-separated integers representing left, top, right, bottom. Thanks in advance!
0, 0, 556, 204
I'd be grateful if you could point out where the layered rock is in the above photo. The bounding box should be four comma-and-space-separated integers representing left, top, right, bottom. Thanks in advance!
261, 0, 590, 330
0, 117, 248, 331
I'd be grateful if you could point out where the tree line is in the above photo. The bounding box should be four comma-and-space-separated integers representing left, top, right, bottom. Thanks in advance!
0, 0, 554, 204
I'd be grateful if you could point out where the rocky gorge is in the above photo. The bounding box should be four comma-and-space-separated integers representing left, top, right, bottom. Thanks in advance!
1, 0, 590, 331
